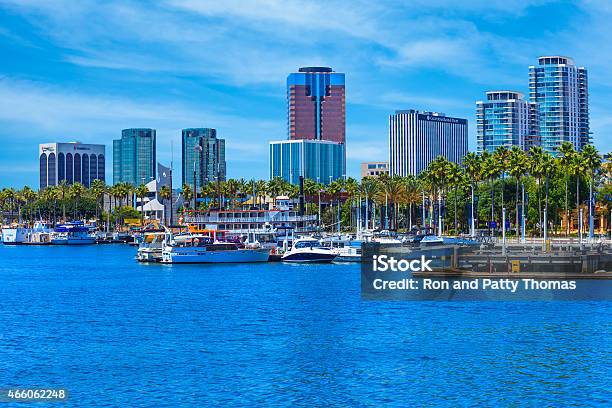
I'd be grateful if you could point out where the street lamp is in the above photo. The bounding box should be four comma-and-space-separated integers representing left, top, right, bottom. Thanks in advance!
193, 145, 202, 211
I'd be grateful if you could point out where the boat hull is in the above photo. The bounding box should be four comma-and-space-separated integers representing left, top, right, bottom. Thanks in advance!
282, 251, 337, 263
51, 238, 96, 245
2, 228, 28, 244
161, 248, 270, 264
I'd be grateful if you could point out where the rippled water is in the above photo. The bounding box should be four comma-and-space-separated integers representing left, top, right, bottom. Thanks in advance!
0, 244, 610, 407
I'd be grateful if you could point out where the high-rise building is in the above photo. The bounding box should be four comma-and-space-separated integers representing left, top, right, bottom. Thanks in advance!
181, 128, 226, 187
529, 56, 589, 153
287, 66, 345, 143
39, 142, 105, 189
389, 110, 468, 176
476, 91, 539, 153
270, 66, 346, 185
113, 128, 156, 185
270, 140, 345, 185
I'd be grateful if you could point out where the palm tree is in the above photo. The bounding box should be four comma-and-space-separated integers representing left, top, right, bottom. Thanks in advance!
303, 178, 318, 216
558, 141, 576, 236
529, 147, 546, 236
158, 185, 172, 226
90, 179, 106, 224
447, 163, 464, 234
181, 184, 193, 210
481, 151, 500, 233
508, 147, 528, 238
463, 152, 481, 237
69, 182, 86, 220
56, 180, 70, 222
135, 183, 149, 226
581, 144, 602, 240
224, 179, 240, 209
360, 177, 378, 230
402, 175, 420, 231
494, 146, 510, 211
20, 186, 37, 226
255, 180, 267, 209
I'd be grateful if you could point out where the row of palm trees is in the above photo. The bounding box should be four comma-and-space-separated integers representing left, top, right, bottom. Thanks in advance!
2, 142, 610, 236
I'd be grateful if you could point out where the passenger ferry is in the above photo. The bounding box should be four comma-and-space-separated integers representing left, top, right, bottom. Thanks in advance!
51, 222, 96, 245
160, 230, 270, 264
181, 196, 317, 238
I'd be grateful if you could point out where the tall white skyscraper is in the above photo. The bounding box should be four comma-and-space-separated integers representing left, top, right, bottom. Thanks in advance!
529, 56, 589, 153
389, 110, 468, 176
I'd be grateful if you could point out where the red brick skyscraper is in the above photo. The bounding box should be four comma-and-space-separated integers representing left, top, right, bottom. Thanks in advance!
287, 67, 345, 144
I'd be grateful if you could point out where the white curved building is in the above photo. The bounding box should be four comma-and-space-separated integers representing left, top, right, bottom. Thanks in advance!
39, 142, 105, 189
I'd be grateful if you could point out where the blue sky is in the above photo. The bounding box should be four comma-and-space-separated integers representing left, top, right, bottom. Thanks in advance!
1, 0, 612, 188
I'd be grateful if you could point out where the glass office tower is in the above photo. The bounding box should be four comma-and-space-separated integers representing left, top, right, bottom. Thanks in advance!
476, 91, 539, 153
181, 128, 226, 188
529, 56, 589, 153
113, 128, 156, 185
270, 140, 345, 185
287, 67, 345, 143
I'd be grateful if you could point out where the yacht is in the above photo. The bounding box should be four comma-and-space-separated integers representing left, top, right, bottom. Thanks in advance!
51, 223, 96, 245
320, 237, 363, 262
2, 221, 52, 245
160, 234, 270, 264
136, 232, 167, 262
419, 235, 445, 246
281, 237, 337, 263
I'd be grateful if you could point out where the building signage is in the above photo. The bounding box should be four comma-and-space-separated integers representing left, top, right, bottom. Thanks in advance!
419, 114, 467, 125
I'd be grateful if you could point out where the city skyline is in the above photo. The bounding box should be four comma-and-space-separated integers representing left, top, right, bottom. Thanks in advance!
2, 1, 612, 187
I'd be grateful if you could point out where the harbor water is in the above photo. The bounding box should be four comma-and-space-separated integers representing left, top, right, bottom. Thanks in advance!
0, 244, 610, 406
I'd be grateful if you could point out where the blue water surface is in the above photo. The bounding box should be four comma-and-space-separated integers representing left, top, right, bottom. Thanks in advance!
0, 244, 610, 407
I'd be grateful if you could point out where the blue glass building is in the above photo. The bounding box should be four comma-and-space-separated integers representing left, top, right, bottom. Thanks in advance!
529, 56, 589, 154
269, 140, 345, 185
476, 91, 539, 153
113, 128, 156, 185
181, 128, 226, 188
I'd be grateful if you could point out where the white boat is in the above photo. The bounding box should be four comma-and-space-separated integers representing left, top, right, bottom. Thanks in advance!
136, 232, 167, 262
2, 226, 30, 244
2, 221, 52, 245
51, 223, 96, 245
420, 235, 445, 246
281, 237, 337, 263
320, 237, 363, 262
161, 235, 270, 264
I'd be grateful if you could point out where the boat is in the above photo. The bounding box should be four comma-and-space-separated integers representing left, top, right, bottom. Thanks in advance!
160, 232, 270, 264
281, 237, 337, 263
2, 221, 52, 245
23, 231, 52, 245
320, 237, 363, 262
51, 222, 96, 245
372, 230, 403, 245
419, 235, 445, 246
136, 232, 167, 262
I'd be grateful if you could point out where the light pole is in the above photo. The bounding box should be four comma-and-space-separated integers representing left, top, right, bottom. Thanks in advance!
317, 177, 321, 229
193, 145, 202, 211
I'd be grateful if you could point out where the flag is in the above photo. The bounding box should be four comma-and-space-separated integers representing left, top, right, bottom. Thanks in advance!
157, 163, 171, 187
